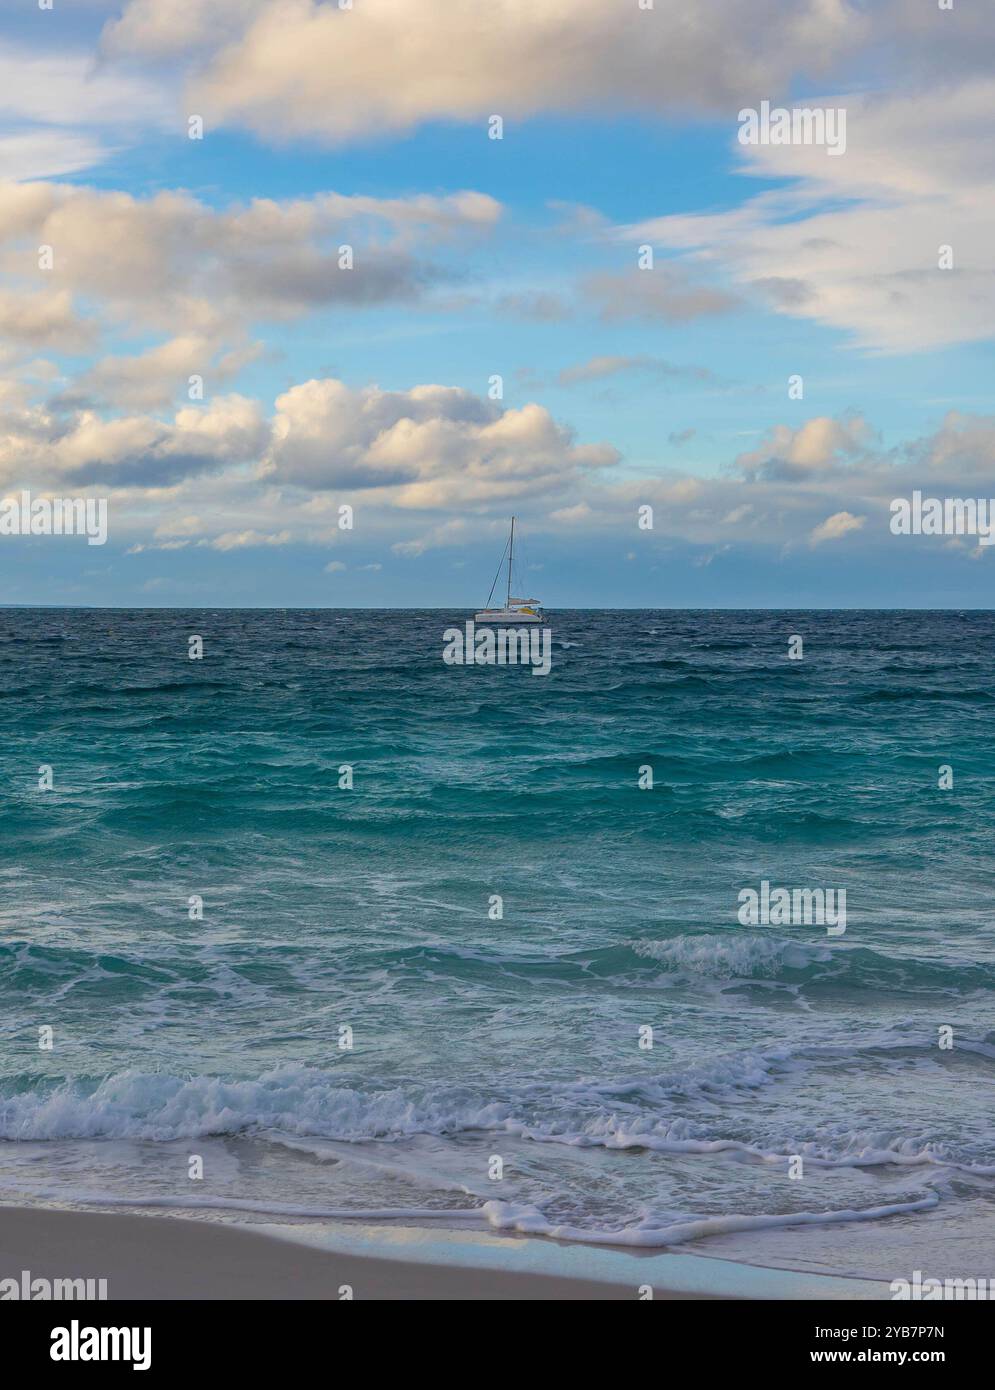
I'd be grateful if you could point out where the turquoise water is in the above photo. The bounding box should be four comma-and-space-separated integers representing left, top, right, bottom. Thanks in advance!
1, 609, 994, 1273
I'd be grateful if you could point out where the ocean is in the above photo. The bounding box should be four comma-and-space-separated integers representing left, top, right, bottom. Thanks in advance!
1, 608, 993, 1279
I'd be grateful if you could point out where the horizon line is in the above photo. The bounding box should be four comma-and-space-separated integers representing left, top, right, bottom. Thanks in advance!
0, 604, 992, 614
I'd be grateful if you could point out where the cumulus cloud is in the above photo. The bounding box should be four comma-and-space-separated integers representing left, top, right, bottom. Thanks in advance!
101, 0, 270, 61
73, 334, 263, 411
0, 179, 504, 420
0, 288, 95, 351
263, 377, 619, 505
586, 409, 995, 559
0, 394, 269, 489
100, 0, 995, 154
0, 371, 624, 554
99, 0, 862, 144
0, 182, 502, 368
736, 416, 871, 481
5, 373, 992, 572
908, 411, 995, 484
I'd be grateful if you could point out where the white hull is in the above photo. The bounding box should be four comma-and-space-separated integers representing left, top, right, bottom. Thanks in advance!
474, 608, 544, 623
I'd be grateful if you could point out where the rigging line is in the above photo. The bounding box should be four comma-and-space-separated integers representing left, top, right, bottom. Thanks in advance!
483, 533, 511, 609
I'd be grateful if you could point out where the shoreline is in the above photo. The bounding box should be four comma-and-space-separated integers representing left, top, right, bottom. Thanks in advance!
0, 1205, 640, 1301
0, 1204, 892, 1300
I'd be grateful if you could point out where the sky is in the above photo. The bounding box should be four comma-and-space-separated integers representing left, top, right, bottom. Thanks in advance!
0, 0, 993, 607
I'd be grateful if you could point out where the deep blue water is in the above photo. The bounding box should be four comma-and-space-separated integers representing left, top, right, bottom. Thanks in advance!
1, 609, 993, 1269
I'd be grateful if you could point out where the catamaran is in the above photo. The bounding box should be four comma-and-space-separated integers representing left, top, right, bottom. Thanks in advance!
475, 517, 545, 624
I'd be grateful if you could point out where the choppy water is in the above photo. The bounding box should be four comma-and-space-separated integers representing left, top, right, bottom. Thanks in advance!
1, 609, 993, 1276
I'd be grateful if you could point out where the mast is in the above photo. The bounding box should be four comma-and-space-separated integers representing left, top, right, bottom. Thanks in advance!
506, 516, 514, 606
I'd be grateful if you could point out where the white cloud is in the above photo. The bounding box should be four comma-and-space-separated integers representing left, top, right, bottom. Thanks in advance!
574, 410, 995, 557
0, 181, 501, 349
0, 42, 169, 129
625, 82, 995, 352
0, 394, 269, 489
103, 0, 861, 143
0, 131, 108, 182
736, 416, 871, 481
550, 502, 594, 524
0, 39, 172, 180
208, 529, 292, 551
391, 518, 472, 557
102, 0, 270, 60
0, 180, 503, 402
0, 288, 95, 351
809, 510, 866, 545
264, 378, 618, 506
75, 334, 262, 410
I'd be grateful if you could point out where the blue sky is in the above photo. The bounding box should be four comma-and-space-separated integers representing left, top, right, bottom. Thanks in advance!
0, 0, 993, 606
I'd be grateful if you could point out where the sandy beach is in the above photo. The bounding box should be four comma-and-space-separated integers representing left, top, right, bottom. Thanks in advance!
0, 1207, 659, 1301
0, 1204, 901, 1300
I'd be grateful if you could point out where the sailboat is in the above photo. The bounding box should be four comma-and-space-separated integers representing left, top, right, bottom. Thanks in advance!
475, 517, 545, 624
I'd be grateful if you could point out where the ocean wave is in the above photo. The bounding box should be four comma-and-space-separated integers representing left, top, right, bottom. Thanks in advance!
480, 1193, 942, 1247
0, 1184, 941, 1252
2, 1055, 992, 1175
632, 934, 829, 979
628, 933, 995, 994
5, 933, 990, 1003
